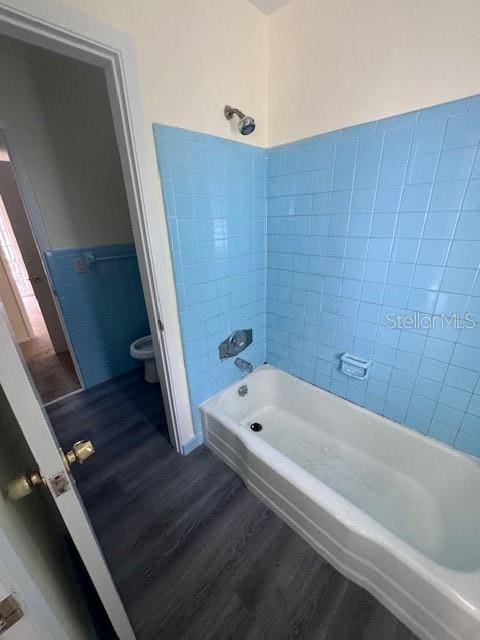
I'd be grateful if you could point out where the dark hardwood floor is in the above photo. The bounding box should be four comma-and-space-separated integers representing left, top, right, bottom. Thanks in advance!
21, 333, 80, 403
47, 369, 418, 640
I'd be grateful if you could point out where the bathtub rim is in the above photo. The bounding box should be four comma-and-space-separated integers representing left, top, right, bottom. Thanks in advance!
204, 424, 460, 640
204, 364, 480, 476
202, 364, 480, 486
200, 365, 480, 622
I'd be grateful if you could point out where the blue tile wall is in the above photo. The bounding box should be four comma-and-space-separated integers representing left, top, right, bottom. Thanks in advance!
154, 99, 480, 458
266, 95, 480, 458
153, 124, 267, 434
45, 243, 149, 388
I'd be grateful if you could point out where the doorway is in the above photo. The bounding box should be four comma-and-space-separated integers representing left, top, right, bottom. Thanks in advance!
0, 29, 174, 626
0, 145, 81, 404
0, 35, 163, 411
0, 1, 196, 634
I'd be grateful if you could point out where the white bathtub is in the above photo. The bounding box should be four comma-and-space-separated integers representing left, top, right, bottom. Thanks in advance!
200, 365, 480, 640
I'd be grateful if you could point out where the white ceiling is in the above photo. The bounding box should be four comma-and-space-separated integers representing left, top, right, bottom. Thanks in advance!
247, 0, 291, 15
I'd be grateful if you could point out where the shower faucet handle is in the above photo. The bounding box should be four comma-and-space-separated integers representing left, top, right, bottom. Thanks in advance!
218, 329, 253, 360
231, 333, 246, 348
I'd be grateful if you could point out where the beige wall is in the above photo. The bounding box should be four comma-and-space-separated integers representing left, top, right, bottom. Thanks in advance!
3, 0, 480, 237
0, 41, 133, 248
0, 50, 69, 247
267, 0, 480, 146
43, 0, 480, 149
1, 0, 268, 247
58, 0, 268, 146
31, 52, 133, 248
55, 0, 480, 147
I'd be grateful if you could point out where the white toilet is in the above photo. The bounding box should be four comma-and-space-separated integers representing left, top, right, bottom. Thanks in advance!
130, 335, 159, 383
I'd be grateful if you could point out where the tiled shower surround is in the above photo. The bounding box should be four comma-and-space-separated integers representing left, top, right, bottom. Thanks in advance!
155, 95, 480, 456
153, 125, 267, 435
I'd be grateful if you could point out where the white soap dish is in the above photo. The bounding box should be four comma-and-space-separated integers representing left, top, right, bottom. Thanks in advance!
340, 352, 372, 380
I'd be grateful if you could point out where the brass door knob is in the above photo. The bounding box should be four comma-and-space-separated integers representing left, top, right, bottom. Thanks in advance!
5, 471, 44, 501
63, 440, 95, 469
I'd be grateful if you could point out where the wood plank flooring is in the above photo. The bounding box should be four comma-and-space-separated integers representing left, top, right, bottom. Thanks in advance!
21, 333, 80, 403
47, 369, 419, 640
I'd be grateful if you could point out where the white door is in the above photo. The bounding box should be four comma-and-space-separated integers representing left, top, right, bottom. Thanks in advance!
0, 155, 68, 353
0, 303, 136, 640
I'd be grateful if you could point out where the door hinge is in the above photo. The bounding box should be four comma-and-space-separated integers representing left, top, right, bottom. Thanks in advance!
0, 594, 23, 633
158, 319, 165, 331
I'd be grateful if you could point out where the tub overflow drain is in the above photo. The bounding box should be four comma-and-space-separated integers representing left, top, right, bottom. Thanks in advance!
250, 422, 262, 432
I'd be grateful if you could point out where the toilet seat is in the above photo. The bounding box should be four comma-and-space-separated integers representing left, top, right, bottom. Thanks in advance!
130, 335, 154, 360
130, 335, 159, 383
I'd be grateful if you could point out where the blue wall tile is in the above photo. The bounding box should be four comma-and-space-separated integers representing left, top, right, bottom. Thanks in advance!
266, 94, 480, 458
155, 97, 480, 458
45, 244, 149, 388
153, 125, 266, 435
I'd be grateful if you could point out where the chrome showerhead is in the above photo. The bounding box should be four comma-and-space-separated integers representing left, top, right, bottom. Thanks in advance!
238, 115, 256, 135
224, 105, 256, 136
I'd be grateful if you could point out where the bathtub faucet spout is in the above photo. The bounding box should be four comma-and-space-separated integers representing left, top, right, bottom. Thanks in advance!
234, 357, 253, 375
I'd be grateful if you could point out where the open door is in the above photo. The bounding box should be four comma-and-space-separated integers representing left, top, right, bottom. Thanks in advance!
0, 303, 135, 640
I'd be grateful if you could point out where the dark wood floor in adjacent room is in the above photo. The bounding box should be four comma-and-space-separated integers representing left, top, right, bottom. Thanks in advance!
47, 369, 418, 640
21, 333, 80, 403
